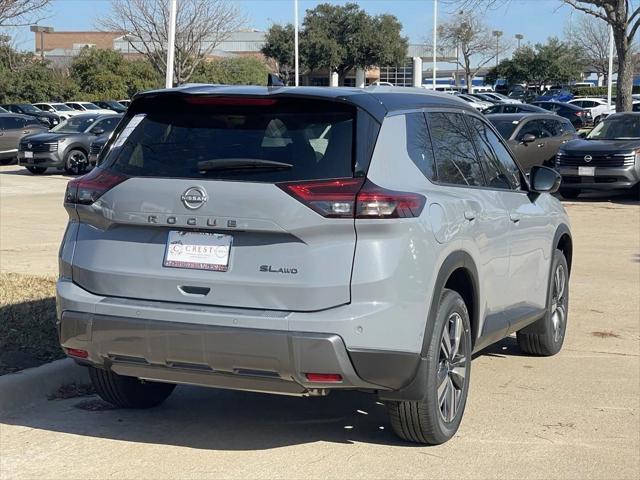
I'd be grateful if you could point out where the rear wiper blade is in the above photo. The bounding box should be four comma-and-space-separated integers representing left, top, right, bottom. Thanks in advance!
197, 158, 293, 171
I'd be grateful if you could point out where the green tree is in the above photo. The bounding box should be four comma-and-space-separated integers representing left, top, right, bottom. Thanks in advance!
191, 57, 268, 85
261, 23, 296, 85
301, 2, 408, 84
0, 44, 79, 102
484, 39, 586, 91
69, 47, 161, 99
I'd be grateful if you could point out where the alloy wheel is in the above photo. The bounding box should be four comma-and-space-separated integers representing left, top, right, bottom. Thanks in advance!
66, 150, 88, 175
437, 312, 468, 423
550, 264, 567, 342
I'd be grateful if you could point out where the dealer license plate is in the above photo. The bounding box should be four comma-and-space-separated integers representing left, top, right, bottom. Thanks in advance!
578, 166, 595, 176
164, 231, 232, 271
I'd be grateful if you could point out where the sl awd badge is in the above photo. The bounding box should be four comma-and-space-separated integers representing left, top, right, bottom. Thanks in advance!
181, 187, 208, 209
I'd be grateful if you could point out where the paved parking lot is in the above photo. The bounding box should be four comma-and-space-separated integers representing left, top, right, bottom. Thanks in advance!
0, 164, 639, 479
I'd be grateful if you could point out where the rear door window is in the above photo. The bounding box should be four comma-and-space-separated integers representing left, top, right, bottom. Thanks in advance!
405, 112, 436, 181
105, 98, 355, 183
468, 116, 521, 190
426, 112, 484, 186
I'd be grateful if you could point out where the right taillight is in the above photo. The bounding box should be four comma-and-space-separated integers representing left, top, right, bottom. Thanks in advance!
277, 178, 425, 219
65, 168, 128, 205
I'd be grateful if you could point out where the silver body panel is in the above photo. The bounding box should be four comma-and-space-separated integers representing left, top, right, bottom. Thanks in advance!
57, 87, 570, 396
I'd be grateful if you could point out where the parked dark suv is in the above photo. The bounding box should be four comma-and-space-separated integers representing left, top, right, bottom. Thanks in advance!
2, 103, 60, 128
556, 112, 640, 198
0, 114, 48, 164
18, 113, 121, 174
58, 85, 572, 445
531, 101, 593, 129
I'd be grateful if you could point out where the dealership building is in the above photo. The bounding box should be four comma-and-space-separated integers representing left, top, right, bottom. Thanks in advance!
34, 29, 454, 87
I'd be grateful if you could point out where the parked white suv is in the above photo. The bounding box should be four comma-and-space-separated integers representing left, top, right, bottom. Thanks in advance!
568, 98, 615, 124
57, 86, 572, 445
32, 102, 83, 121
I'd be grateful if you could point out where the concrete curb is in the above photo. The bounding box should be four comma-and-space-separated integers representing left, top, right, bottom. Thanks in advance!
0, 358, 89, 416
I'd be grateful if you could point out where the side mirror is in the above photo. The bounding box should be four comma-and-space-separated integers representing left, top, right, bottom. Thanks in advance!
530, 165, 561, 194
521, 133, 536, 144
91, 127, 105, 135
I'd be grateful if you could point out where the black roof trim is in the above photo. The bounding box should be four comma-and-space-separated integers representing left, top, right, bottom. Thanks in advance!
131, 85, 475, 123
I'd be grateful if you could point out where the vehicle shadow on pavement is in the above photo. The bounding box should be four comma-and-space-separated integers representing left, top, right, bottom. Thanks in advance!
475, 335, 526, 359
558, 190, 639, 205
1, 386, 423, 450
1, 337, 531, 451
1, 336, 530, 450
0, 168, 68, 177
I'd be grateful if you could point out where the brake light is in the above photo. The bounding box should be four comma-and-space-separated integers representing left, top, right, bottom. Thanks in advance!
65, 168, 128, 205
576, 111, 584, 117
277, 178, 425, 219
305, 373, 343, 382
184, 97, 277, 106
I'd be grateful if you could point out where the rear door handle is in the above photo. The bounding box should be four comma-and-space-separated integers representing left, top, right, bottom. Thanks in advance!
464, 210, 477, 221
509, 213, 521, 223
536, 143, 545, 148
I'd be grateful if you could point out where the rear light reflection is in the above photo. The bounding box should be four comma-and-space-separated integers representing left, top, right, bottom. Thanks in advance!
65, 168, 128, 205
278, 178, 425, 219
305, 373, 343, 382
65, 348, 88, 359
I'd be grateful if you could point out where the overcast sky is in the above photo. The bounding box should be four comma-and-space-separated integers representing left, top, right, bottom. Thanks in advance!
5, 0, 581, 53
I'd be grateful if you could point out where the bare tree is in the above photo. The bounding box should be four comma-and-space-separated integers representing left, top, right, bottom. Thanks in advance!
567, 14, 614, 85
449, 0, 640, 111
438, 12, 510, 93
99, 0, 246, 85
0, 0, 51, 27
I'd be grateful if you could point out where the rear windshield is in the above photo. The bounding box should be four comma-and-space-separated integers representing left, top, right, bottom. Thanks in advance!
488, 119, 518, 139
104, 97, 355, 182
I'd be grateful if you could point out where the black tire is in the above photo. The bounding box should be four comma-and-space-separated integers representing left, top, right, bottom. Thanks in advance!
0, 157, 17, 166
89, 366, 176, 409
517, 249, 569, 356
386, 289, 472, 445
63, 149, 88, 175
560, 188, 580, 199
26, 166, 47, 174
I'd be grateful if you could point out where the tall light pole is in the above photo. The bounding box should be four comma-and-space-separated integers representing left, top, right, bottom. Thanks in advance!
492, 30, 503, 68
432, 0, 438, 89
515, 33, 523, 50
30, 25, 54, 61
294, 0, 299, 86
607, 25, 614, 107
165, 0, 177, 88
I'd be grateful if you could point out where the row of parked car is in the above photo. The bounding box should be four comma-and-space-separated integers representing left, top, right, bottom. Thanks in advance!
0, 100, 129, 127
2, 88, 639, 198
0, 99, 130, 172
444, 87, 639, 198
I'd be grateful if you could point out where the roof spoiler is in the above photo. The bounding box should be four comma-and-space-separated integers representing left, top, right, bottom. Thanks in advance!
267, 73, 285, 87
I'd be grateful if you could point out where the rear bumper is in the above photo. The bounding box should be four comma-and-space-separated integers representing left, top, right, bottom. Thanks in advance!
558, 165, 640, 190
57, 281, 421, 396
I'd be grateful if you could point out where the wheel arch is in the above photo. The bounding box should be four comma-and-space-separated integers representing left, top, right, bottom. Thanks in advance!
379, 250, 480, 402
421, 250, 480, 355
554, 223, 573, 275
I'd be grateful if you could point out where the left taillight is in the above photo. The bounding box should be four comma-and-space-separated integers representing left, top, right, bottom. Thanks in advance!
277, 178, 425, 219
65, 168, 128, 205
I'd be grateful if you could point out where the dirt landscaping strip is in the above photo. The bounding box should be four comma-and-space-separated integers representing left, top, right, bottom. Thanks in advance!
0, 273, 64, 375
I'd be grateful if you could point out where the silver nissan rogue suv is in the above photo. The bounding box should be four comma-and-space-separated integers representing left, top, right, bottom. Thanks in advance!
57, 85, 572, 445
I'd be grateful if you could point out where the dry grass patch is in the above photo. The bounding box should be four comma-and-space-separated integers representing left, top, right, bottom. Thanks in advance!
0, 273, 63, 375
